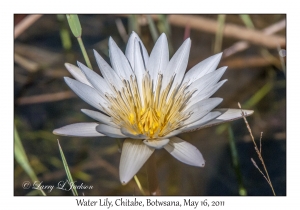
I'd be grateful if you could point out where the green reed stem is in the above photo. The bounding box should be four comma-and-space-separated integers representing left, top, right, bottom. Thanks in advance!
228, 126, 247, 196
14, 126, 46, 196
214, 14, 226, 53
147, 15, 159, 42
58, 139, 78, 196
66, 14, 93, 70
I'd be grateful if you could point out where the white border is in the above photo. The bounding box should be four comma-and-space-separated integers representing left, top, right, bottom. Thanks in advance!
5, 0, 297, 209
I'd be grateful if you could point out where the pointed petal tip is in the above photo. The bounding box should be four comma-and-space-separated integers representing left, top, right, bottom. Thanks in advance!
192, 159, 205, 167
52, 123, 105, 137
121, 180, 128, 185
81, 109, 88, 114
64, 63, 72, 68
217, 52, 223, 56
183, 37, 191, 46
63, 76, 71, 82
158, 33, 167, 40
64, 63, 80, 72
120, 176, 130, 185
131, 31, 137, 34
185, 37, 191, 41
52, 128, 70, 136
93, 49, 100, 55
211, 52, 223, 60
222, 79, 228, 83
243, 109, 254, 116
108, 36, 115, 44
64, 77, 76, 85
215, 97, 224, 104
53, 128, 67, 136
76, 61, 83, 67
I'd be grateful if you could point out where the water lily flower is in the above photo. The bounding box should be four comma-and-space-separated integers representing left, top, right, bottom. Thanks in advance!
53, 32, 253, 185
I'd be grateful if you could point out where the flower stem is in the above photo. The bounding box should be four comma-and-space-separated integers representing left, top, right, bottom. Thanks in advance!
146, 153, 161, 195
77, 37, 93, 70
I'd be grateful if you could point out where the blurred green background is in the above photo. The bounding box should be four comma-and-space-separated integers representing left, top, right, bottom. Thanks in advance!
14, 14, 286, 196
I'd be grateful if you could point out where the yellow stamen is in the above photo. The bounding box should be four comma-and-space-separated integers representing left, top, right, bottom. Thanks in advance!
106, 73, 192, 139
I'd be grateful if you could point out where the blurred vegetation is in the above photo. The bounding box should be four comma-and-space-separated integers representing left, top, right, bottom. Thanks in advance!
14, 14, 286, 196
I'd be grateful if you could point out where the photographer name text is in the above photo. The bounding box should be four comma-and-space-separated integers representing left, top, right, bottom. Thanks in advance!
22, 180, 93, 193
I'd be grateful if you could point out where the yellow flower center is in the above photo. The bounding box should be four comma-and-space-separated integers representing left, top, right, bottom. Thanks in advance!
102, 72, 194, 139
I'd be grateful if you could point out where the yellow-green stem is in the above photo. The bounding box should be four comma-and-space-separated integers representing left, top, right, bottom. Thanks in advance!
77, 37, 93, 70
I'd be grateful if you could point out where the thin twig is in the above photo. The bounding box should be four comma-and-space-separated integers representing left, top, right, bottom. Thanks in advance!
14, 53, 40, 73
223, 19, 286, 57
16, 90, 75, 105
117, 15, 285, 49
183, 24, 190, 41
251, 158, 270, 185
220, 56, 281, 69
166, 15, 285, 49
238, 103, 276, 196
259, 132, 263, 154
14, 14, 43, 39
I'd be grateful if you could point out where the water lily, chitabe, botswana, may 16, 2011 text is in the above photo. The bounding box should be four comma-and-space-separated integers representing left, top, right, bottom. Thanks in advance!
53, 31, 253, 185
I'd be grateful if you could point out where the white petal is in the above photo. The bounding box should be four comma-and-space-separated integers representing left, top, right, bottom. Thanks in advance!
162, 38, 191, 97
64, 63, 92, 87
147, 33, 169, 91
183, 52, 223, 85
81, 109, 119, 128
183, 98, 223, 125
134, 38, 146, 105
53, 123, 104, 137
195, 108, 254, 129
120, 127, 147, 139
96, 124, 127, 138
143, 139, 169, 149
179, 111, 222, 133
120, 139, 155, 184
164, 137, 205, 167
64, 77, 108, 113
186, 79, 227, 110
77, 62, 113, 95
187, 66, 227, 99
93, 50, 123, 91
109, 37, 133, 80
125, 31, 149, 69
